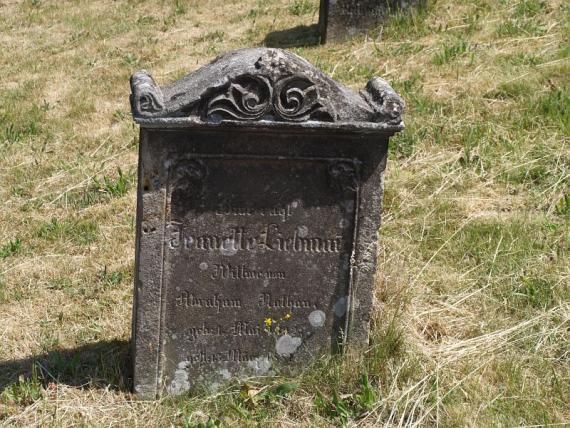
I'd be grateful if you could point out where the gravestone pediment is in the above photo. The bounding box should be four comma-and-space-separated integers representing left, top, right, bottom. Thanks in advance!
130, 48, 404, 399
131, 48, 404, 131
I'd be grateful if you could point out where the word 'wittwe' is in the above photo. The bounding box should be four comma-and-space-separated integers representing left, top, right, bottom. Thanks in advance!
169, 224, 343, 254
211, 263, 285, 280
216, 201, 299, 222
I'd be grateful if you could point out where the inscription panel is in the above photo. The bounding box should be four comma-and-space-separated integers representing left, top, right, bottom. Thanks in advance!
161, 157, 358, 394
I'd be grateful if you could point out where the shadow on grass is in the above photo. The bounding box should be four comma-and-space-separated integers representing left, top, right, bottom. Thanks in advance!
264, 24, 321, 48
0, 339, 131, 392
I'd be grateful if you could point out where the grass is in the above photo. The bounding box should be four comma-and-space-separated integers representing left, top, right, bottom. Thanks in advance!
35, 217, 98, 246
0, 0, 569, 426
1, 367, 42, 407
0, 239, 21, 261
433, 38, 470, 64
288, 0, 318, 16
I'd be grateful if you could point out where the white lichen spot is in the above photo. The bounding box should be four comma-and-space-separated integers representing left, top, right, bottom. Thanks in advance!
172, 334, 177, 340
199, 262, 208, 271
247, 357, 272, 375
291, 200, 299, 209
339, 218, 350, 228
334, 297, 348, 317
219, 369, 231, 380
309, 310, 326, 327
220, 238, 237, 256
296, 225, 308, 238
167, 361, 190, 395
276, 335, 302, 357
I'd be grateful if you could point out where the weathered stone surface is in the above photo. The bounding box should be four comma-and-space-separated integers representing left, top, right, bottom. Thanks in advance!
319, 0, 426, 42
130, 48, 404, 399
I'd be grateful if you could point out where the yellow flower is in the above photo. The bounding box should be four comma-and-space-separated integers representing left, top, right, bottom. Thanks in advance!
264, 318, 273, 327
283, 313, 291, 320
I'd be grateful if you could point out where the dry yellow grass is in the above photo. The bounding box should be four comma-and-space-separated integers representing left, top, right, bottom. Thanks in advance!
0, 0, 569, 426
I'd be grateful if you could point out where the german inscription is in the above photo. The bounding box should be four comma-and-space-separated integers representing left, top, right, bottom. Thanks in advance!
161, 157, 357, 393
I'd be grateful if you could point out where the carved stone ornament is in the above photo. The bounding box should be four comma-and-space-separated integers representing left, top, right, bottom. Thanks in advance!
130, 48, 404, 131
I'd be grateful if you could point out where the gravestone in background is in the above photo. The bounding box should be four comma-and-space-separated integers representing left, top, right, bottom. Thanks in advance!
319, 0, 426, 42
130, 47, 404, 399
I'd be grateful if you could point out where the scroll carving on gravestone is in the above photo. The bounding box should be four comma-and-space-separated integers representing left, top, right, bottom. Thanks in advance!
201, 74, 336, 122
130, 48, 404, 399
130, 71, 165, 114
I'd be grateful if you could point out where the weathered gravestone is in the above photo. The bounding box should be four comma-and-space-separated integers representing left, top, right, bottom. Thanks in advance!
319, 0, 426, 42
130, 48, 404, 399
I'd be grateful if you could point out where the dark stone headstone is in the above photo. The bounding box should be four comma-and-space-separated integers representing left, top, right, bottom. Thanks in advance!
319, 0, 426, 42
130, 48, 404, 399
